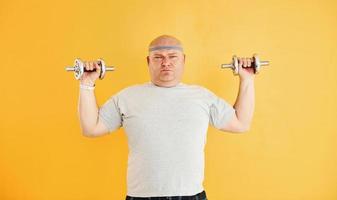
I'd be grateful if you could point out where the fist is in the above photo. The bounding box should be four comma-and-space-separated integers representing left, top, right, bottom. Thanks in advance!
80, 60, 102, 85
237, 57, 255, 80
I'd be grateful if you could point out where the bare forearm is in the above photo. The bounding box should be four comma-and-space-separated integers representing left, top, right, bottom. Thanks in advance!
233, 79, 255, 130
78, 87, 99, 134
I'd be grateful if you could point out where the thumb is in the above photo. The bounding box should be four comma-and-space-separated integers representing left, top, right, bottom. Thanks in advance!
95, 61, 101, 71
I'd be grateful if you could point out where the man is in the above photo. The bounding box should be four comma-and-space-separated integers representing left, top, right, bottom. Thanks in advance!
78, 35, 255, 200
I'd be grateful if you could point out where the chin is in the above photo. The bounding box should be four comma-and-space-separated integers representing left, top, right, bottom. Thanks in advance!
160, 78, 175, 82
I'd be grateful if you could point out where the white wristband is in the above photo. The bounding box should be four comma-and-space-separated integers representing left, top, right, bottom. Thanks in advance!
80, 83, 95, 90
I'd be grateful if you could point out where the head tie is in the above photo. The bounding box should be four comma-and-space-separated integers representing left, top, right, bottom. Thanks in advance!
149, 45, 183, 52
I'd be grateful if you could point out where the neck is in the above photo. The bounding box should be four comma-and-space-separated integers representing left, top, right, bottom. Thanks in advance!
151, 80, 180, 88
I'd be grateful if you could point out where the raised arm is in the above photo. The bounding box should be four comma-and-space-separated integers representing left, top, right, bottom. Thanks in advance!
77, 60, 110, 137
220, 57, 255, 133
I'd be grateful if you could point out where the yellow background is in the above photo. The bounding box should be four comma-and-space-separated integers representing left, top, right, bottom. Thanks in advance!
1, 0, 336, 199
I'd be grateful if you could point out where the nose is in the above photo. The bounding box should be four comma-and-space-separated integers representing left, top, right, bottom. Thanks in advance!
161, 57, 171, 67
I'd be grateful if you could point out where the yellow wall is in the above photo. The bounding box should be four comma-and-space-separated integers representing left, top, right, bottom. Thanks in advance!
1, 0, 336, 199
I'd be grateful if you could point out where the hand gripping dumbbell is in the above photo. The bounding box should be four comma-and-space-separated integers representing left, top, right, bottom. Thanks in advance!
65, 58, 115, 80
221, 54, 269, 75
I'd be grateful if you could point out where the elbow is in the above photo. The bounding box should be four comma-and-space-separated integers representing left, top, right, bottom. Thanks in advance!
239, 128, 249, 133
82, 132, 94, 138
82, 131, 93, 138
221, 126, 249, 134
220, 122, 251, 134
239, 124, 251, 133
229, 123, 250, 133
81, 128, 97, 138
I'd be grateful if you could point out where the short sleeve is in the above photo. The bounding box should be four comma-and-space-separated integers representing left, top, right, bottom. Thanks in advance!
205, 88, 236, 130
98, 94, 123, 132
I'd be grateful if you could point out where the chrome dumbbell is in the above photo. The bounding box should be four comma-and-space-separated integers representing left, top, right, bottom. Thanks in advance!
221, 54, 269, 75
65, 58, 115, 80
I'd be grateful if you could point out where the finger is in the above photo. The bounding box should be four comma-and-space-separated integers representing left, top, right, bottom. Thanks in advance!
92, 61, 96, 71
243, 57, 247, 68
238, 58, 243, 68
89, 61, 94, 71
94, 61, 101, 72
247, 57, 251, 67
85, 61, 89, 71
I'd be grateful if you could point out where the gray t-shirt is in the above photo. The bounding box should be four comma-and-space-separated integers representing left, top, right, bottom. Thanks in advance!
98, 81, 235, 197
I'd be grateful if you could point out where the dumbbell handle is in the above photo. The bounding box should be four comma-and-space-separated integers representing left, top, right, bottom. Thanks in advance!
65, 67, 115, 71
221, 61, 269, 68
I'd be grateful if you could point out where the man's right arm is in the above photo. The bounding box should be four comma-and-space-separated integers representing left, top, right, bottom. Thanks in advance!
78, 81, 110, 137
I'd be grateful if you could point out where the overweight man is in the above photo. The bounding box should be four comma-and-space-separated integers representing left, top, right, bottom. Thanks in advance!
78, 35, 255, 200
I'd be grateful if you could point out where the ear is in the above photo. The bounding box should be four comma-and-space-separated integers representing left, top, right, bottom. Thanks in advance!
183, 54, 186, 63
147, 56, 150, 65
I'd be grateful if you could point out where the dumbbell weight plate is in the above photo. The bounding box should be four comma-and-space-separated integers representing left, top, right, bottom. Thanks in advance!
253, 54, 260, 74
74, 58, 84, 80
97, 58, 105, 79
232, 55, 239, 75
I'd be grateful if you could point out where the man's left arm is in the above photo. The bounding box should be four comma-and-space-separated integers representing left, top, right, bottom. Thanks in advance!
220, 57, 255, 133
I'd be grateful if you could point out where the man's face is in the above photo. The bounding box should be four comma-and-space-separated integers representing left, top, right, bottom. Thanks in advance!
147, 49, 185, 86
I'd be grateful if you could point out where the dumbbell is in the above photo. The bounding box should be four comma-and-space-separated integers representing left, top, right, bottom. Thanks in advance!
221, 54, 269, 75
65, 58, 115, 80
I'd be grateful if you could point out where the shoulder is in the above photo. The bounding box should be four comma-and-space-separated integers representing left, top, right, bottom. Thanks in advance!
119, 83, 144, 93
181, 83, 219, 103
112, 82, 150, 98
186, 84, 216, 97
